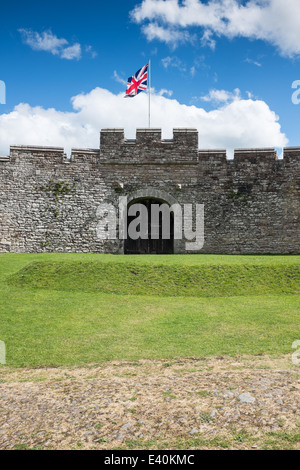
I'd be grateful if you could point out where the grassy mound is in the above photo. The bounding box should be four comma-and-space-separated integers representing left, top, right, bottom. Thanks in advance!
8, 260, 300, 297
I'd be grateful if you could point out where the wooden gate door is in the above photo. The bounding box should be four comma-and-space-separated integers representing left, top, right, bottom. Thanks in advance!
124, 199, 174, 254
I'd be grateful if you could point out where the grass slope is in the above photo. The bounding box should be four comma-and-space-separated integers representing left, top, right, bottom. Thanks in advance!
0, 253, 299, 367
8, 260, 300, 297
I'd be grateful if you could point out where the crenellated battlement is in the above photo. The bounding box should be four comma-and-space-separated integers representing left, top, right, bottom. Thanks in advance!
0, 129, 300, 165
100, 128, 198, 150
233, 148, 278, 161
283, 147, 300, 164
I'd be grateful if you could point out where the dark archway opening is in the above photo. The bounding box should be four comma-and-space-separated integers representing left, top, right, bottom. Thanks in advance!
124, 198, 174, 254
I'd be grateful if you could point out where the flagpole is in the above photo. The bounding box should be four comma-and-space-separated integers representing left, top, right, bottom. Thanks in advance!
148, 59, 151, 128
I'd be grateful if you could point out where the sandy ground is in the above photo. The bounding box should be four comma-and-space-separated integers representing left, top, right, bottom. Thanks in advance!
0, 356, 299, 450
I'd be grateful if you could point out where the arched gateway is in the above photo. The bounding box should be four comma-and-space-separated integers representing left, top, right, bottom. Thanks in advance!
124, 190, 178, 255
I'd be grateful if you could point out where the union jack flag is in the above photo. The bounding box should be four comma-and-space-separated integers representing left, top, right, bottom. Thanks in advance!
125, 63, 148, 98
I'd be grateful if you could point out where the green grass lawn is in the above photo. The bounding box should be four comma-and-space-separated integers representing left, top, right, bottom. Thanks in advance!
0, 253, 299, 367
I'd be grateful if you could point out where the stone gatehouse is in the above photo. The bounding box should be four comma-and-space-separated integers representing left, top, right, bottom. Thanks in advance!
0, 128, 299, 254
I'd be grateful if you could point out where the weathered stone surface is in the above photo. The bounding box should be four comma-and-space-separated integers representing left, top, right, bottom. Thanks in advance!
238, 393, 256, 404
0, 129, 299, 254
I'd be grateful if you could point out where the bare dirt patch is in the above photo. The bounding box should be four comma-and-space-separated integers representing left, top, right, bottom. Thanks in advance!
0, 356, 299, 450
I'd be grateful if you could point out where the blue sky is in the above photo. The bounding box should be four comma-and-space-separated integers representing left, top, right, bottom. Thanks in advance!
0, 0, 299, 155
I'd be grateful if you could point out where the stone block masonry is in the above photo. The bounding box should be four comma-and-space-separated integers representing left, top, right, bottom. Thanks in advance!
0, 128, 299, 254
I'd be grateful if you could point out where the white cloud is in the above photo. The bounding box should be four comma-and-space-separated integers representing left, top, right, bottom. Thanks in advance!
245, 58, 262, 67
161, 56, 186, 71
142, 22, 195, 47
113, 70, 127, 86
85, 45, 98, 59
0, 87, 287, 158
19, 29, 82, 60
131, 0, 300, 57
162, 56, 207, 77
200, 29, 216, 50
18, 29, 68, 54
201, 88, 242, 103
157, 88, 173, 97
60, 43, 81, 60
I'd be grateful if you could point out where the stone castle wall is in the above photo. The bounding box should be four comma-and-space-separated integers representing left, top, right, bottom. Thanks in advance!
0, 128, 299, 254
